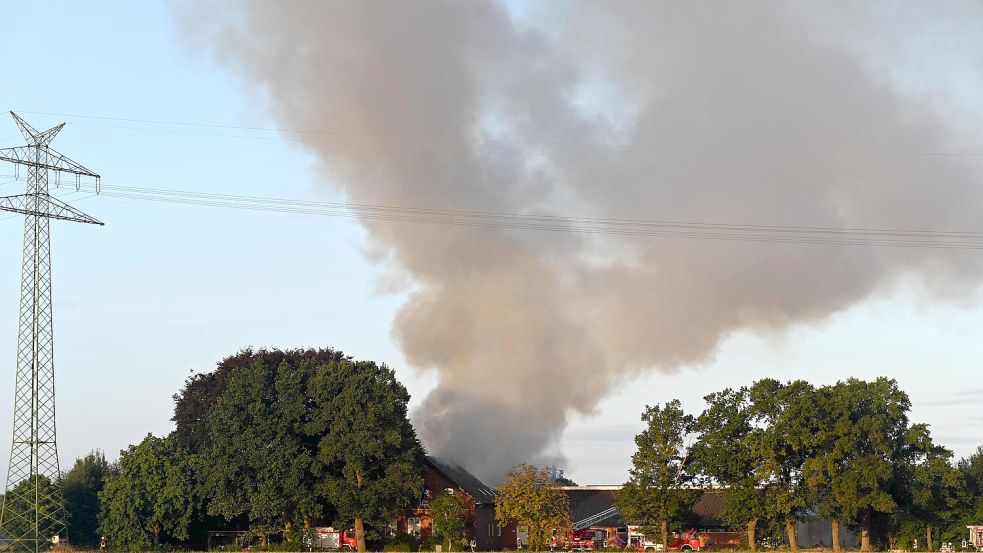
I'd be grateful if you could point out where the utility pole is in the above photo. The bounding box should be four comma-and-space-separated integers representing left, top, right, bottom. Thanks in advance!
0, 112, 102, 553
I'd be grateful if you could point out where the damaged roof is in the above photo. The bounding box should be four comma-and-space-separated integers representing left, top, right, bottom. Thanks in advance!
425, 456, 498, 504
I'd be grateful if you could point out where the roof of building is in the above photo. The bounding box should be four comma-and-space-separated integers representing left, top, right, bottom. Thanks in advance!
564, 488, 727, 529
690, 492, 725, 528
565, 488, 623, 527
425, 456, 497, 505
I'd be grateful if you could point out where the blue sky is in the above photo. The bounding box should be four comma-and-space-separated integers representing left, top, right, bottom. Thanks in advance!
0, 0, 981, 485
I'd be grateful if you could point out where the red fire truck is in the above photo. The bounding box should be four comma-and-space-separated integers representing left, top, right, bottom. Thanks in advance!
622, 527, 709, 552
551, 528, 602, 551
966, 526, 983, 551
311, 527, 359, 550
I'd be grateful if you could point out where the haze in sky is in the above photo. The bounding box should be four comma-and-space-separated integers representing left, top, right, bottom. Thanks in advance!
1, 1, 982, 484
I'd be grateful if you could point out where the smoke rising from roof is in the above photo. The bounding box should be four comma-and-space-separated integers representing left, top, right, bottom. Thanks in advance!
172, 1, 983, 483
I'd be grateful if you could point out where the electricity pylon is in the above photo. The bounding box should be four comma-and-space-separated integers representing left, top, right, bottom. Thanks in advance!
0, 112, 102, 553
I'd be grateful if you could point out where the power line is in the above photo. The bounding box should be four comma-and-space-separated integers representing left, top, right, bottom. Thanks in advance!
5, 171, 983, 249
29, 179, 983, 250
17, 110, 983, 157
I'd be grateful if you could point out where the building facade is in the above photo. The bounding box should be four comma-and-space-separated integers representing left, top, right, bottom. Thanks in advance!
399, 456, 506, 550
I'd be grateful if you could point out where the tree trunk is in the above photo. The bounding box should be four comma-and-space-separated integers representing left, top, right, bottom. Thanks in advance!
661, 519, 669, 553
153, 528, 161, 546
831, 519, 841, 552
355, 517, 367, 553
747, 519, 757, 552
927, 526, 934, 553
860, 514, 871, 553
785, 518, 798, 552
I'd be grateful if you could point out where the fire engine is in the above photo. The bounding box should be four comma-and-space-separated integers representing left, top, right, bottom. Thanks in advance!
621, 527, 709, 552
966, 526, 983, 551
311, 527, 359, 550
551, 528, 602, 551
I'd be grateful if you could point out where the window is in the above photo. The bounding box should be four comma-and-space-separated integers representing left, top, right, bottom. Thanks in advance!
408, 518, 422, 538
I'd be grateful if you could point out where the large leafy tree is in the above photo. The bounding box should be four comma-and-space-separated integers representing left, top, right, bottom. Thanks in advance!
99, 435, 194, 549
308, 359, 425, 553
62, 450, 115, 547
195, 356, 324, 543
615, 400, 695, 550
429, 492, 466, 551
1, 475, 63, 547
905, 427, 966, 552
748, 379, 818, 552
801, 383, 851, 552
692, 388, 767, 551
172, 348, 347, 452
495, 464, 571, 552
802, 378, 926, 552
958, 446, 983, 520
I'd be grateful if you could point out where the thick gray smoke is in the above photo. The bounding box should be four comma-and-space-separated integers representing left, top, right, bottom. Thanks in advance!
172, 1, 983, 483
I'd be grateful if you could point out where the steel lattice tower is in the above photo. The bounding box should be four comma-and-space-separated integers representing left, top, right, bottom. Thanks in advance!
0, 112, 102, 553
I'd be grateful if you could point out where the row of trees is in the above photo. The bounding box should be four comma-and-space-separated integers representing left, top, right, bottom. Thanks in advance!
46, 355, 983, 552
615, 378, 983, 552
57, 348, 427, 551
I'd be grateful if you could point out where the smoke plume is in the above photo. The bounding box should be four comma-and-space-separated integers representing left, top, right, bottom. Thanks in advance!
172, 1, 983, 483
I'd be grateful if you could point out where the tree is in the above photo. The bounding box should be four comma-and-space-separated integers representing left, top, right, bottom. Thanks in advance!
496, 464, 571, 552
309, 359, 426, 553
958, 446, 983, 520
172, 348, 348, 452
430, 492, 466, 551
692, 388, 767, 551
801, 378, 925, 552
748, 379, 818, 552
615, 400, 695, 550
99, 434, 194, 549
195, 356, 323, 543
1, 475, 63, 546
959, 446, 983, 494
62, 450, 115, 547
801, 383, 850, 552
906, 428, 966, 552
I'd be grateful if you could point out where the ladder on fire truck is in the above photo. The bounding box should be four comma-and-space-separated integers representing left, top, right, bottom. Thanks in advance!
574, 507, 620, 530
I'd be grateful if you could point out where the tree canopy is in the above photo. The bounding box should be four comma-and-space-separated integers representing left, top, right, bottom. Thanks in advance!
748, 379, 818, 552
186, 349, 423, 552
615, 400, 695, 550
1, 475, 63, 549
309, 359, 426, 552
195, 357, 322, 542
63, 450, 115, 547
496, 464, 571, 552
171, 348, 347, 452
429, 492, 466, 551
692, 387, 766, 551
98, 435, 194, 549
